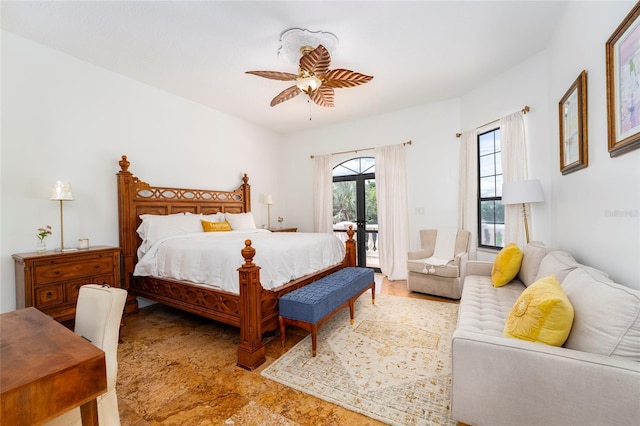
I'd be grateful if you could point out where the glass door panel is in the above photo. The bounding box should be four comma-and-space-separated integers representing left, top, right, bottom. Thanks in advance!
364, 178, 379, 269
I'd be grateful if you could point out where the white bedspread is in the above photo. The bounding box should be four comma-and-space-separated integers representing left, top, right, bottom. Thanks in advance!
133, 229, 346, 294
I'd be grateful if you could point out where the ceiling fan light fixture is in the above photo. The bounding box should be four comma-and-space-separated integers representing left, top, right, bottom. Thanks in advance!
247, 30, 372, 108
296, 74, 322, 94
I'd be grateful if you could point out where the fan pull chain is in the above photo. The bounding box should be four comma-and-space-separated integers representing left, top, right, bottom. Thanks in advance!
308, 99, 312, 121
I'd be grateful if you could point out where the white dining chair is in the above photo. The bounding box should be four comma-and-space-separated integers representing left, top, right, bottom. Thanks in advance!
45, 284, 127, 426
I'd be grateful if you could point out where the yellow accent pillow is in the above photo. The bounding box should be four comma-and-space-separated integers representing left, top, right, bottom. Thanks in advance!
503, 275, 574, 346
491, 243, 523, 287
201, 220, 232, 232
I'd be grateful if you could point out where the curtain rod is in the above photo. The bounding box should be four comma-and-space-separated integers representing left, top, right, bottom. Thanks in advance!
310, 140, 412, 159
455, 106, 530, 138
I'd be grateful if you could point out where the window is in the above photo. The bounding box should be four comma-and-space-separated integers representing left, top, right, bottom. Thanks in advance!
478, 128, 505, 249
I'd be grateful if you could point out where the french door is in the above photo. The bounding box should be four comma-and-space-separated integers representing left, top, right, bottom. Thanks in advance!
332, 158, 379, 270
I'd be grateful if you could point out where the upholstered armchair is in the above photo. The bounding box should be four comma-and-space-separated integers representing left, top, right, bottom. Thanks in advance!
406, 229, 471, 299
46, 284, 127, 426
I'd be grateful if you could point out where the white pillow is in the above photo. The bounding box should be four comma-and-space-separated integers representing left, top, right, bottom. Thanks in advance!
202, 212, 225, 222
562, 268, 640, 361
535, 251, 579, 284
518, 241, 553, 286
137, 213, 203, 257
225, 212, 257, 230
137, 212, 184, 241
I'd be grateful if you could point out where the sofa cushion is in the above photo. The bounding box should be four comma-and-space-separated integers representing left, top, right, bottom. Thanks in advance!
535, 251, 579, 284
503, 275, 574, 346
457, 275, 525, 336
491, 243, 523, 287
577, 264, 612, 283
518, 241, 553, 287
562, 268, 640, 361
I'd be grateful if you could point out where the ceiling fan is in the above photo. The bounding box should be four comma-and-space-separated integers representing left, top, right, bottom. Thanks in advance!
246, 44, 373, 108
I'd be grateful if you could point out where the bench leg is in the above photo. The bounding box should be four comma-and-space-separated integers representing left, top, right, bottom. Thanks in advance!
349, 299, 355, 325
279, 316, 286, 348
311, 324, 318, 357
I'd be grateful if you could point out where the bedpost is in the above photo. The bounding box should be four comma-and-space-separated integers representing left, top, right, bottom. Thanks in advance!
237, 239, 266, 370
117, 155, 139, 314
345, 225, 356, 267
240, 173, 251, 212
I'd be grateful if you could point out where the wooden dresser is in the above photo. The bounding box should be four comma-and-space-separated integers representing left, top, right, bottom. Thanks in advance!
13, 246, 121, 323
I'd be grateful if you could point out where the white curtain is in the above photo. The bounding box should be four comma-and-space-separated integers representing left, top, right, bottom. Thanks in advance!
500, 111, 529, 247
458, 129, 478, 260
312, 155, 333, 233
375, 144, 409, 280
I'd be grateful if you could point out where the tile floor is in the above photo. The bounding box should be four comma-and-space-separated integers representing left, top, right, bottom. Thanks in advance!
116, 276, 457, 425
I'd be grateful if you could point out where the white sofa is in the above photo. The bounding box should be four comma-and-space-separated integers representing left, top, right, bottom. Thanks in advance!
451, 242, 640, 426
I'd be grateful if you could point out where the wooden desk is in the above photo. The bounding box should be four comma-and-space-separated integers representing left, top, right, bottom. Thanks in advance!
0, 307, 107, 426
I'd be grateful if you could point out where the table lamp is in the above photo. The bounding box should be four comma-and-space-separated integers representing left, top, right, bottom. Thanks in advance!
50, 180, 76, 252
265, 194, 273, 229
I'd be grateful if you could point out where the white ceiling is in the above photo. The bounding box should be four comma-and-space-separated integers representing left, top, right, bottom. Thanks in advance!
1, 1, 568, 134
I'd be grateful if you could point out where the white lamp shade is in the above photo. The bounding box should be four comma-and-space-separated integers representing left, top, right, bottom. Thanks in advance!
265, 194, 273, 205
50, 181, 74, 201
502, 179, 544, 205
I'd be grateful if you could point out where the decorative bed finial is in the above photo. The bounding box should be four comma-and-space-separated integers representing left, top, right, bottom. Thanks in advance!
241, 240, 256, 266
119, 155, 130, 173
242, 173, 249, 185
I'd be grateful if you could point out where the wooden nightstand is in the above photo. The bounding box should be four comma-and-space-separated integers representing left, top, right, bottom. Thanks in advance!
13, 246, 121, 323
270, 228, 298, 232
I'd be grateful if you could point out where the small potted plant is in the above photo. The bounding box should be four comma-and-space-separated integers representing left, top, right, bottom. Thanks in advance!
36, 225, 52, 253
277, 217, 284, 228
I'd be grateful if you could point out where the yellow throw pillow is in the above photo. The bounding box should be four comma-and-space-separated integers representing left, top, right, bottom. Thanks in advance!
503, 275, 574, 346
201, 220, 232, 232
491, 243, 523, 287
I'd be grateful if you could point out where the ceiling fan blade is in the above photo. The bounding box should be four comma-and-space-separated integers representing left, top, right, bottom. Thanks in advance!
309, 86, 335, 107
246, 71, 298, 81
270, 85, 300, 107
299, 45, 331, 77
323, 69, 374, 88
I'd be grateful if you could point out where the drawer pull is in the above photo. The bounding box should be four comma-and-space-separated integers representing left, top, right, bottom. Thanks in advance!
54, 271, 60, 275
46, 291, 53, 298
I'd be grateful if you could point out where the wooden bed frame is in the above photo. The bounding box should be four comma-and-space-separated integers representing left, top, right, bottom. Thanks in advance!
116, 155, 356, 370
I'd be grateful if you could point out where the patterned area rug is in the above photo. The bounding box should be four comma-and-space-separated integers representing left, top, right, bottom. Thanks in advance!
261, 293, 459, 425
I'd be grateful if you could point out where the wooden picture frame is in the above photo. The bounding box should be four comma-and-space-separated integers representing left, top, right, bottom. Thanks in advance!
606, 1, 640, 157
559, 70, 588, 174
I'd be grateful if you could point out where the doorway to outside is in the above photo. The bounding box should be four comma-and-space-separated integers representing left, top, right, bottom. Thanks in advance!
332, 157, 379, 271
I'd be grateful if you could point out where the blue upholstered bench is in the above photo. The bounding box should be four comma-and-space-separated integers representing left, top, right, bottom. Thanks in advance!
278, 267, 375, 356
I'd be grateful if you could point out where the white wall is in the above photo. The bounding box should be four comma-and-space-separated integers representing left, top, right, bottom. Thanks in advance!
545, 1, 639, 288
1, 32, 282, 312
459, 1, 639, 288
279, 99, 461, 252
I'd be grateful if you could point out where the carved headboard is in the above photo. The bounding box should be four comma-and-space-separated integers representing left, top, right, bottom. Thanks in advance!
116, 155, 251, 290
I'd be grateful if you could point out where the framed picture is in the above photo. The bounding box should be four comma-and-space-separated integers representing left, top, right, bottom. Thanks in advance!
606, 1, 640, 157
559, 70, 588, 174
